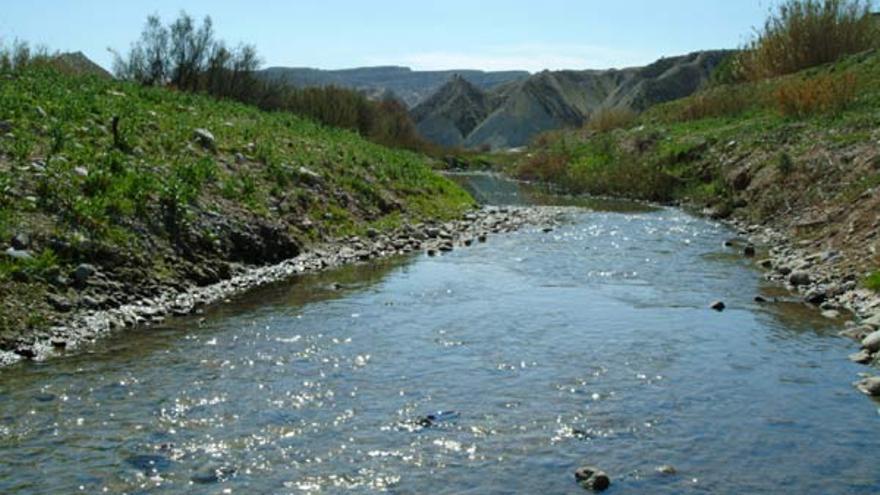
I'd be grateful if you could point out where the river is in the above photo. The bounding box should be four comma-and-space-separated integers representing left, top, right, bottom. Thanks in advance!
1, 173, 878, 494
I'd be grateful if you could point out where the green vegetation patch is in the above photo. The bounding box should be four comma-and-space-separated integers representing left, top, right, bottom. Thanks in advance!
0, 62, 474, 341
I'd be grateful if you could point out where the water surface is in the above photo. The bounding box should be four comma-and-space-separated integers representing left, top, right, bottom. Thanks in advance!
1, 173, 878, 494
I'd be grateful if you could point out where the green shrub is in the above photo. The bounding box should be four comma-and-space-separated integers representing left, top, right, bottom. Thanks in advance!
865, 271, 880, 292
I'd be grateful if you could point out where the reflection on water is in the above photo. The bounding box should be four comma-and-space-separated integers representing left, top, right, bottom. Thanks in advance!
446, 171, 658, 212
0, 174, 878, 494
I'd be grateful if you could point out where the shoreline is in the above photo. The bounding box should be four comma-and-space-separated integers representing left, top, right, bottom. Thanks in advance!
0, 206, 565, 366
724, 216, 880, 378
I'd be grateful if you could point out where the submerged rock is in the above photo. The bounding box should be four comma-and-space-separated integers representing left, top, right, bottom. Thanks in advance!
125, 454, 172, 475
575, 466, 611, 491
416, 411, 460, 428
191, 464, 236, 484
656, 465, 677, 475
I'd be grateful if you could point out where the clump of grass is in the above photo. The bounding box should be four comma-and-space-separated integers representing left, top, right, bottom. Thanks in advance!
773, 71, 859, 117
777, 152, 795, 175
738, 0, 878, 81
586, 107, 637, 133
0, 249, 59, 283
865, 271, 880, 292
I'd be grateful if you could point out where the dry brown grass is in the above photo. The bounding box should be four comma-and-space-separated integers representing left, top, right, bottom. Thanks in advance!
738, 0, 878, 81
774, 72, 859, 117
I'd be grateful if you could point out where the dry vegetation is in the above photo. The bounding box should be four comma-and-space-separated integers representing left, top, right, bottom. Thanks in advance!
736, 0, 878, 81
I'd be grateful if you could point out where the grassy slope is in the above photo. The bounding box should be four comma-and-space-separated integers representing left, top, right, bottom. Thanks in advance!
518, 49, 880, 281
0, 66, 473, 338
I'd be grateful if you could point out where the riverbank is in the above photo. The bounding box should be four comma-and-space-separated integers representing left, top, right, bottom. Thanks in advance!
723, 217, 880, 364
0, 64, 481, 357
0, 206, 564, 365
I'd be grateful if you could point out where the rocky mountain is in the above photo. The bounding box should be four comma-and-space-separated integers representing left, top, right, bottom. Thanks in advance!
412, 51, 735, 149
410, 75, 495, 147
256, 66, 529, 107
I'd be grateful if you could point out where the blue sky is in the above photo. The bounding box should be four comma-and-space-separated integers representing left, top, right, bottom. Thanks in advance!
1, 1, 781, 72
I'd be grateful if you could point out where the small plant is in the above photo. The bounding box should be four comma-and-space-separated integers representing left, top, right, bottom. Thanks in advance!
774, 72, 858, 117
865, 271, 880, 292
777, 152, 795, 175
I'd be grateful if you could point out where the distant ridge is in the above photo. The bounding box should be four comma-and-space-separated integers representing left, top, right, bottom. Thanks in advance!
413, 50, 735, 149
255, 66, 530, 107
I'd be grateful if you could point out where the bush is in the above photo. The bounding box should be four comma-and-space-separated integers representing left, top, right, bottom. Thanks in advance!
586, 107, 637, 133
738, 0, 878, 81
774, 72, 858, 117
672, 84, 758, 121
518, 150, 571, 183
865, 271, 880, 292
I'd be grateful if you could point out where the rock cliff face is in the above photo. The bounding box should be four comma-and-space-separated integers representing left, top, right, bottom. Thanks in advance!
412, 51, 734, 149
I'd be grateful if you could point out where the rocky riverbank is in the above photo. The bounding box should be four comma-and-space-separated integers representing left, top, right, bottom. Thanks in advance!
725, 217, 880, 393
0, 206, 564, 366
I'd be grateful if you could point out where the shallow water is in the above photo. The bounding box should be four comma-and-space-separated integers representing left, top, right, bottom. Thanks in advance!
1, 174, 878, 494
